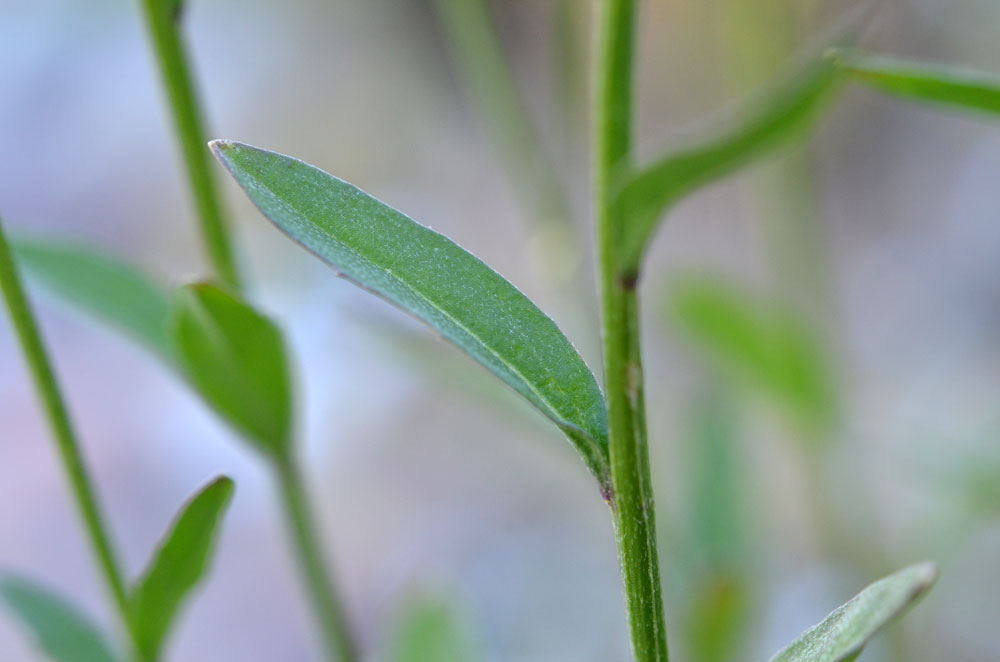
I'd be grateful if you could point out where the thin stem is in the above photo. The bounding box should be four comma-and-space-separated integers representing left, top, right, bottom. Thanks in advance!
138, 0, 242, 291
275, 459, 356, 662
0, 217, 143, 658
594, 1, 670, 661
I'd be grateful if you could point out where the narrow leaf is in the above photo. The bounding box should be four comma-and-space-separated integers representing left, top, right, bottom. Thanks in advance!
210, 140, 610, 485
0, 574, 118, 662
129, 476, 234, 659
169, 283, 293, 458
828, 49, 1000, 117
614, 56, 839, 271
769, 562, 938, 662
13, 238, 172, 360
667, 279, 835, 439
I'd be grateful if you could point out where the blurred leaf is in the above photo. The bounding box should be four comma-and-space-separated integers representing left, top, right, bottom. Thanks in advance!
388, 596, 477, 662
686, 573, 749, 662
211, 140, 610, 485
0, 575, 119, 662
13, 238, 172, 360
614, 56, 839, 271
129, 476, 234, 659
828, 49, 1000, 117
667, 279, 835, 439
170, 283, 293, 458
688, 388, 745, 568
769, 562, 938, 662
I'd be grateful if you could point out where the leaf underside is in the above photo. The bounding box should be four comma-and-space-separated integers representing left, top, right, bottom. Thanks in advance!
128, 476, 234, 659
0, 574, 118, 662
768, 562, 938, 662
169, 283, 294, 458
210, 140, 610, 484
828, 49, 1000, 117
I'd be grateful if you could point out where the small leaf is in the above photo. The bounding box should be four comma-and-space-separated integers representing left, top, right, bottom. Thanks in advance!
769, 562, 938, 662
667, 279, 835, 440
210, 140, 610, 485
129, 476, 234, 660
388, 596, 478, 662
13, 238, 172, 360
0, 574, 119, 662
828, 49, 1000, 117
614, 56, 839, 271
169, 283, 293, 458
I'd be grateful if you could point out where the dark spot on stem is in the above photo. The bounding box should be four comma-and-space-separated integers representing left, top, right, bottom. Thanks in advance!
618, 269, 639, 291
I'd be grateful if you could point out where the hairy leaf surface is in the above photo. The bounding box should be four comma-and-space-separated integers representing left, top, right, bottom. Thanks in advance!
211, 140, 609, 483
769, 562, 938, 662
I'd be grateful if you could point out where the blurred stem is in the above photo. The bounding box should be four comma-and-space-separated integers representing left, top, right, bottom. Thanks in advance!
138, 0, 242, 292
275, 459, 356, 662
595, 1, 670, 661
431, 0, 578, 278
0, 217, 147, 661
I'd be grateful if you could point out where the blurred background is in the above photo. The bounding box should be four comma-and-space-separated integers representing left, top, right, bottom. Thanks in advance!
1, 0, 999, 660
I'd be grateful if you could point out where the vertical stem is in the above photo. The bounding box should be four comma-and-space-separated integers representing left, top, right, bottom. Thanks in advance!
594, 2, 670, 661
0, 217, 143, 659
275, 460, 357, 662
138, 0, 242, 292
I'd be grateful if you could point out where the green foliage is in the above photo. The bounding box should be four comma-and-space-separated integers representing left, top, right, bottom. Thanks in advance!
387, 596, 477, 662
769, 562, 938, 662
128, 476, 234, 660
685, 574, 748, 662
169, 283, 293, 459
0, 575, 119, 662
667, 278, 835, 439
13, 238, 173, 361
210, 140, 610, 485
613, 56, 840, 272
828, 49, 1000, 117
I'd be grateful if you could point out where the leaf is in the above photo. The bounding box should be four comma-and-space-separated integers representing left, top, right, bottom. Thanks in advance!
210, 140, 610, 485
13, 238, 172, 360
169, 283, 293, 458
128, 476, 234, 660
388, 596, 477, 662
614, 56, 839, 272
828, 49, 1000, 117
667, 279, 835, 440
0, 574, 119, 662
769, 562, 938, 662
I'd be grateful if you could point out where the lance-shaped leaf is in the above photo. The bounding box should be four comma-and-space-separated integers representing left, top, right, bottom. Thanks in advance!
613, 57, 839, 272
169, 283, 293, 458
769, 562, 938, 662
210, 140, 610, 484
128, 476, 234, 660
828, 49, 1000, 117
0, 574, 119, 662
667, 279, 835, 440
13, 238, 172, 360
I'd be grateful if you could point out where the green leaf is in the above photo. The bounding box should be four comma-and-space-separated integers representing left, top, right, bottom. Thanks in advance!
828, 49, 1000, 117
0, 574, 119, 662
667, 279, 835, 440
128, 476, 234, 660
210, 140, 610, 485
388, 596, 477, 662
769, 562, 938, 662
614, 56, 839, 272
13, 238, 172, 360
169, 283, 293, 458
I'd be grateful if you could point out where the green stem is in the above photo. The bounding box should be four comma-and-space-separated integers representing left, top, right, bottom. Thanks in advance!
594, 2, 670, 661
138, 0, 242, 292
0, 217, 145, 659
275, 460, 356, 662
